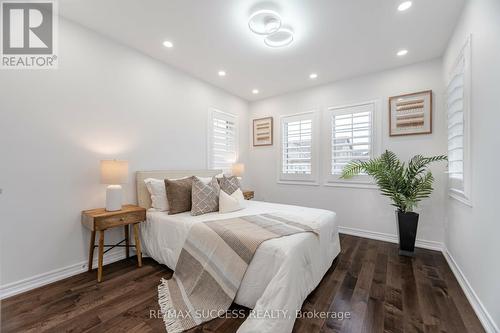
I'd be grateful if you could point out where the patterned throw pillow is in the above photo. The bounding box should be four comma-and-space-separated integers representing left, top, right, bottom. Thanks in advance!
219, 175, 241, 195
191, 177, 220, 216
165, 177, 194, 215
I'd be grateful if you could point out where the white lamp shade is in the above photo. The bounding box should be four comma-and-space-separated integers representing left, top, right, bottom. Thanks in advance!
100, 160, 128, 184
232, 163, 245, 177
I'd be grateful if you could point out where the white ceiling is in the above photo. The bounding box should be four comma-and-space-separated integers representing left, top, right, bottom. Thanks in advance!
59, 0, 465, 101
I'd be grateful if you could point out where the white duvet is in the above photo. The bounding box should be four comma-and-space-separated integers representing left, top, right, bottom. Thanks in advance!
140, 200, 341, 333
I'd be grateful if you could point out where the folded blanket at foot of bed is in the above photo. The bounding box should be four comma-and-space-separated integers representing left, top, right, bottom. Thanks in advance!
158, 213, 317, 333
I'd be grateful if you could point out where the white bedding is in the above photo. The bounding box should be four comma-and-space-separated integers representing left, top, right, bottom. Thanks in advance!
140, 200, 341, 333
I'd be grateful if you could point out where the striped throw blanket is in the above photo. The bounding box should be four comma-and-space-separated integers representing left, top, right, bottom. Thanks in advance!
158, 213, 317, 333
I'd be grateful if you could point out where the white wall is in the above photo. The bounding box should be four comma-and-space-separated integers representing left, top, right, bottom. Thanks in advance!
0, 19, 249, 287
247, 59, 448, 245
443, 0, 500, 330
3, 10, 498, 332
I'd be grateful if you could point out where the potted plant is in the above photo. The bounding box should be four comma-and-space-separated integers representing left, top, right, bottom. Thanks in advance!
340, 150, 447, 256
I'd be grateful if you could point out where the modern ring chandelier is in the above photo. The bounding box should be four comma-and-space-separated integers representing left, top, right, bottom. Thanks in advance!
248, 10, 294, 48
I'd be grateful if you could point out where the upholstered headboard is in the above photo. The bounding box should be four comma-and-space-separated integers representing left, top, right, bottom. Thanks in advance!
136, 169, 222, 209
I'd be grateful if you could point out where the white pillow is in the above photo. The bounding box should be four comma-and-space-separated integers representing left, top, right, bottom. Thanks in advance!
219, 188, 245, 213
144, 178, 168, 211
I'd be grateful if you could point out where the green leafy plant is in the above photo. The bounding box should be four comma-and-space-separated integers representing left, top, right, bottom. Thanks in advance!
340, 150, 447, 213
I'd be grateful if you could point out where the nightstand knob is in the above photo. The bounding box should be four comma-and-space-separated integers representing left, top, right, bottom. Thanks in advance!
120, 217, 125, 221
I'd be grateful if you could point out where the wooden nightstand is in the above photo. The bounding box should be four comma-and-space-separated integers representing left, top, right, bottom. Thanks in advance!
81, 204, 146, 282
243, 190, 254, 200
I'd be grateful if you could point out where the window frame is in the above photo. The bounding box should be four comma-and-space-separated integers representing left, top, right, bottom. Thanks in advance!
446, 36, 472, 206
207, 107, 238, 174
323, 100, 380, 188
277, 110, 319, 185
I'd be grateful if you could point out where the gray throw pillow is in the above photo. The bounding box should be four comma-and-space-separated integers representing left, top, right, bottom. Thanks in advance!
219, 175, 241, 195
191, 177, 220, 216
165, 177, 194, 215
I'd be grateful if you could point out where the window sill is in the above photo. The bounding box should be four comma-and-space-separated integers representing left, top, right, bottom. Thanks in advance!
323, 181, 378, 190
277, 180, 320, 186
448, 189, 472, 207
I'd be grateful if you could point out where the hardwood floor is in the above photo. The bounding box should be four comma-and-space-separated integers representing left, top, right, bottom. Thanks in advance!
0, 234, 484, 333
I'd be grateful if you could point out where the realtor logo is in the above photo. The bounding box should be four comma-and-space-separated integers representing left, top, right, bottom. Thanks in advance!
1, 0, 58, 69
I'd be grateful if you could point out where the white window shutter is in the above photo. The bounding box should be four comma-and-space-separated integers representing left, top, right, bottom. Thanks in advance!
282, 118, 312, 175
209, 109, 237, 173
447, 57, 465, 190
446, 36, 472, 205
279, 111, 318, 183
330, 104, 373, 175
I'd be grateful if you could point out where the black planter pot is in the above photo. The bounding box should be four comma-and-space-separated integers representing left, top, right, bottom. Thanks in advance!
397, 210, 419, 257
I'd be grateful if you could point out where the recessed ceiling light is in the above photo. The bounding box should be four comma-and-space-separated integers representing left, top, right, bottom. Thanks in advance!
309, 73, 318, 79
397, 49, 408, 56
252, 89, 259, 94
398, 1, 412, 11
162, 40, 173, 48
218, 70, 226, 77
264, 28, 294, 48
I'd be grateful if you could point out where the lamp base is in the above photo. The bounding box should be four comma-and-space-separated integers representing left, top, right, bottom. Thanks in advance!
106, 185, 123, 211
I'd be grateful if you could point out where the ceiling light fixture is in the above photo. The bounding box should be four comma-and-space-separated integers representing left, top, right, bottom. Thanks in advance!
248, 10, 282, 35
309, 73, 318, 79
264, 28, 294, 48
162, 40, 173, 48
218, 70, 226, 77
398, 1, 412, 11
265, 19, 281, 34
248, 10, 294, 48
397, 49, 408, 56
252, 89, 259, 94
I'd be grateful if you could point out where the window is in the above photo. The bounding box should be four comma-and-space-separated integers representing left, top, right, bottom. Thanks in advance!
447, 59, 465, 188
447, 36, 471, 204
326, 102, 376, 186
279, 111, 318, 183
208, 109, 238, 173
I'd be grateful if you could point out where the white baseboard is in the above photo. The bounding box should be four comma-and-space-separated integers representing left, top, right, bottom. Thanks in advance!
0, 249, 127, 300
442, 248, 499, 333
338, 226, 444, 251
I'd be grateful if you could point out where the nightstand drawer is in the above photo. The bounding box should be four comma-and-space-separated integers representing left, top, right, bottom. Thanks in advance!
95, 211, 146, 230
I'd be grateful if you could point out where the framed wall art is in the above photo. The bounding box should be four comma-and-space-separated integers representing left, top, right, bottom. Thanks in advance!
253, 117, 273, 146
389, 90, 432, 136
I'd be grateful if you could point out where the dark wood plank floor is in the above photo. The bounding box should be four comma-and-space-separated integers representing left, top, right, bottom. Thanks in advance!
1, 234, 484, 333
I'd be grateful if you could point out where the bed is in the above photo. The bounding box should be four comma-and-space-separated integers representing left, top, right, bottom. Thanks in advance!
136, 170, 341, 333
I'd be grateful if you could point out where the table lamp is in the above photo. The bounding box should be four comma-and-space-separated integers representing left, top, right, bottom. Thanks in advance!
100, 160, 128, 211
232, 163, 245, 178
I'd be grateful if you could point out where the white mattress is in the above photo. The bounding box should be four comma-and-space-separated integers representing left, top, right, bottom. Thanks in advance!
140, 200, 341, 333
